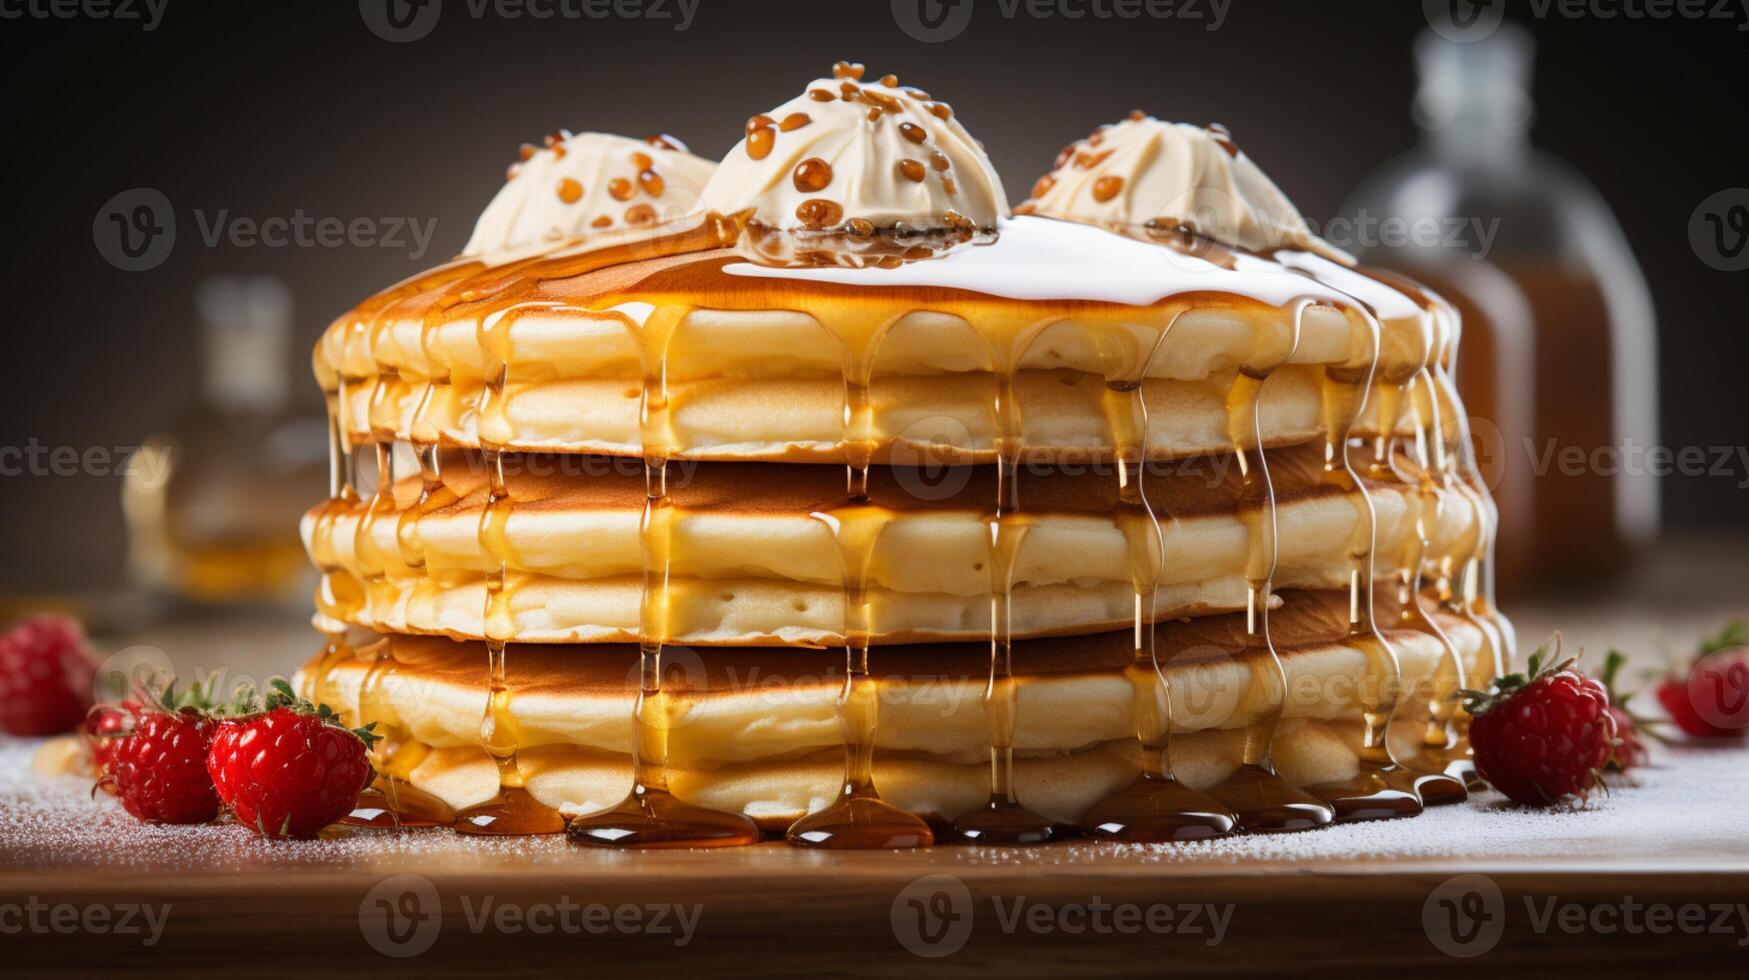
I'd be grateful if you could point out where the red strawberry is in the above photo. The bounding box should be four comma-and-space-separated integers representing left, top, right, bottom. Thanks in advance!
1465, 640, 1616, 807
0, 615, 96, 736
1656, 622, 1749, 740
104, 681, 225, 824
206, 679, 376, 839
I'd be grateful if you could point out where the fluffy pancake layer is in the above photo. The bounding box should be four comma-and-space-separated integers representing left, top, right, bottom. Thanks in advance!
298, 591, 1496, 827
337, 363, 1439, 463
319, 232, 1456, 463
305, 444, 1484, 645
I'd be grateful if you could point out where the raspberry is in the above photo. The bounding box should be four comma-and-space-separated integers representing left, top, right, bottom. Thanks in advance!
1655, 622, 1749, 740
0, 615, 96, 736
1596, 649, 1649, 773
206, 680, 376, 839
1466, 642, 1616, 807
107, 708, 222, 824
83, 699, 143, 778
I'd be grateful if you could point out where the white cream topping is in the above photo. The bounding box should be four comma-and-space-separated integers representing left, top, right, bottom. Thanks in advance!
463, 132, 716, 258
1023, 114, 1347, 262
724, 215, 1352, 309
701, 67, 1008, 232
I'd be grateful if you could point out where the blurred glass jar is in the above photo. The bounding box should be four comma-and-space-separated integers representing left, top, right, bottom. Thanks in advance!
122, 276, 327, 607
1341, 24, 1658, 592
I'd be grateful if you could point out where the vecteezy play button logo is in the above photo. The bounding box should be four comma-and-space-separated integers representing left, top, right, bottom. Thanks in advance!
1422, 0, 1505, 42
359, 874, 442, 958
93, 188, 175, 272
1689, 188, 1749, 272
360, 0, 442, 43
891, 0, 974, 43
1422, 874, 1504, 958
890, 874, 973, 958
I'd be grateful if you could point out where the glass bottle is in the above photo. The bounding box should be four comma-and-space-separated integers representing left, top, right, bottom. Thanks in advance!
1340, 24, 1658, 592
122, 276, 328, 606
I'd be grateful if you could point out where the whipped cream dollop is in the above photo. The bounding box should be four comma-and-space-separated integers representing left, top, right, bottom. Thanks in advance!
1020, 112, 1346, 261
701, 63, 1008, 233
463, 131, 716, 257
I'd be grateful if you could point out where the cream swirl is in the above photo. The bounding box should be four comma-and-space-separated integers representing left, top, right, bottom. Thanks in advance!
701, 63, 1008, 233
1020, 112, 1346, 261
463, 131, 716, 258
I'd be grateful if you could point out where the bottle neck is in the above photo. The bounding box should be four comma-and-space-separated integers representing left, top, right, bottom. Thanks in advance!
204, 320, 290, 413
1423, 115, 1532, 169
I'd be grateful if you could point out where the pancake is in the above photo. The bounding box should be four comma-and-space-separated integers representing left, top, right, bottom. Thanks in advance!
382, 725, 1374, 830
298, 591, 1491, 826
305, 443, 1484, 645
319, 217, 1453, 463
335, 362, 1442, 463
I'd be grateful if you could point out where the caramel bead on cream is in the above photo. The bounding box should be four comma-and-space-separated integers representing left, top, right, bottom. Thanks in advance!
1020, 113, 1349, 262
701, 65, 1008, 234
464, 132, 717, 259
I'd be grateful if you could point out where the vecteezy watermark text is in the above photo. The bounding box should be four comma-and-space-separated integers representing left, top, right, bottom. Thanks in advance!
359, 0, 699, 43
1425, 875, 1749, 957
892, 0, 1230, 43
0, 441, 172, 489
1524, 438, 1749, 488
0, 898, 171, 947
357, 875, 702, 958
0, 0, 166, 30
93, 188, 437, 272
459, 896, 702, 945
890, 874, 1233, 957
1426, 0, 1749, 41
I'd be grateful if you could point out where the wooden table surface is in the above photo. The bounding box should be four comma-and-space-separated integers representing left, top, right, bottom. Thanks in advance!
2, 534, 1746, 977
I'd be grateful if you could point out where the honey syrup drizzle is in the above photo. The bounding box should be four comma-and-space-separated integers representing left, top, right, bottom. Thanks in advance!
786, 308, 935, 848
1293, 299, 1423, 822
1197, 299, 1335, 833
1397, 367, 1481, 791
1079, 309, 1239, 841
1342, 272, 1473, 804
949, 323, 1060, 844
449, 295, 567, 834
569, 301, 760, 848
308, 208, 1513, 839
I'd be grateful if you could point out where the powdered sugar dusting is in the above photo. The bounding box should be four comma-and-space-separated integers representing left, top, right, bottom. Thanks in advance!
4, 737, 1744, 873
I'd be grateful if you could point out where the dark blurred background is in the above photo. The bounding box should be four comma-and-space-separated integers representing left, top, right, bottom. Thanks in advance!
2, 0, 1746, 597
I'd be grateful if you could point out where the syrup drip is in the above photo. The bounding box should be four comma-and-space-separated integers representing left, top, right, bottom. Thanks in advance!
1351, 356, 1469, 806
569, 305, 760, 848
310, 378, 365, 628
786, 506, 930, 848
788, 313, 932, 849
393, 270, 463, 575
946, 324, 1065, 845
1343, 265, 1515, 673
948, 363, 1060, 842
452, 299, 566, 834
1395, 368, 1480, 795
1204, 300, 1336, 834
1428, 351, 1513, 685
1357, 264, 1486, 799
340, 642, 456, 830
1298, 303, 1423, 822
1080, 310, 1237, 842
1271, 256, 1479, 805
452, 449, 566, 836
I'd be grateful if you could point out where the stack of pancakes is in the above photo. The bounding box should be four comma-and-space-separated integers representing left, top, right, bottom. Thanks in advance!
296, 69, 1513, 842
